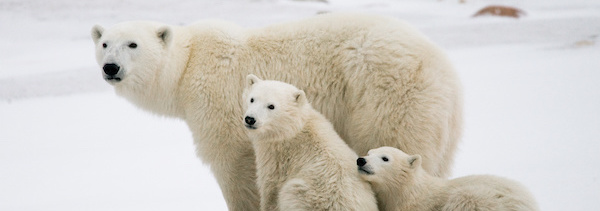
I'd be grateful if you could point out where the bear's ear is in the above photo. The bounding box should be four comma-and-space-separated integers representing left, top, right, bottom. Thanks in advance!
157, 26, 172, 46
91, 25, 104, 44
293, 90, 306, 105
408, 155, 421, 169
246, 74, 262, 88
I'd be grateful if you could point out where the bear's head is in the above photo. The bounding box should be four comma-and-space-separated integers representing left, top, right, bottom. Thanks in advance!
357, 146, 422, 186
243, 74, 309, 141
91, 22, 172, 85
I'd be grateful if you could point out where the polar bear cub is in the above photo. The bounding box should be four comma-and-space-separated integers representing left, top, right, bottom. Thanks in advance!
243, 74, 378, 211
357, 147, 539, 211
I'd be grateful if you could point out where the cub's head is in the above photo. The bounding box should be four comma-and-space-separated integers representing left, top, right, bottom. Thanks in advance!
357, 146, 422, 186
243, 74, 309, 141
91, 21, 172, 86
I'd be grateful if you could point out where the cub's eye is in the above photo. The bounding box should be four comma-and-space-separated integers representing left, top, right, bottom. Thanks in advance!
382, 157, 389, 162
128, 43, 138, 49
250, 98, 254, 103
102, 43, 107, 48
268, 105, 275, 110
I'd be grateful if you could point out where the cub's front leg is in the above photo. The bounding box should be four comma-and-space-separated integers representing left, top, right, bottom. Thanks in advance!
278, 178, 310, 211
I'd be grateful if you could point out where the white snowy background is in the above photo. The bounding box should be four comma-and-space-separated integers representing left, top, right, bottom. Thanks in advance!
1, 0, 599, 210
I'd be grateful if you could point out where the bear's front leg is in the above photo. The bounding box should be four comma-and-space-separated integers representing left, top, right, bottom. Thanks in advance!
278, 178, 310, 211
209, 144, 260, 211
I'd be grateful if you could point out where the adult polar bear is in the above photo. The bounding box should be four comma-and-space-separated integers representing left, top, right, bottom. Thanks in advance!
91, 13, 462, 210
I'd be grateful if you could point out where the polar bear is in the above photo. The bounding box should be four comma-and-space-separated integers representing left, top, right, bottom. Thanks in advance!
91, 13, 462, 210
243, 74, 378, 211
357, 147, 539, 211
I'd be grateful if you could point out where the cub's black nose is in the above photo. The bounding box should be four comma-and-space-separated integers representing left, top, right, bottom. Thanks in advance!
245, 116, 256, 126
357, 158, 367, 167
103, 63, 120, 76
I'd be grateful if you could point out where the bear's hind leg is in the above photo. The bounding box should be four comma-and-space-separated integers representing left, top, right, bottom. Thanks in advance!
344, 97, 450, 177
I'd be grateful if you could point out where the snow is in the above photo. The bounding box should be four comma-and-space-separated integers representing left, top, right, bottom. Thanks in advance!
1, 0, 599, 210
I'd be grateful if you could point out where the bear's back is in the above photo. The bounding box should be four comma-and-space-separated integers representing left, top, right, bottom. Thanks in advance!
443, 175, 539, 211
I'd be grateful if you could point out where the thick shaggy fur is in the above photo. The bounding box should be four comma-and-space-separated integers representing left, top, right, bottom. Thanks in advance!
244, 75, 377, 211
358, 147, 539, 211
91, 13, 462, 210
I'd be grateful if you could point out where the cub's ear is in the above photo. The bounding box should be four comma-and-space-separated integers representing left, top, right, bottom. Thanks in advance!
293, 90, 306, 105
157, 26, 172, 46
91, 25, 104, 44
246, 74, 262, 88
408, 155, 422, 169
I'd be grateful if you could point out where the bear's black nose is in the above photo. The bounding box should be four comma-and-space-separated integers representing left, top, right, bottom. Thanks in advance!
103, 63, 120, 76
357, 158, 367, 167
245, 116, 256, 126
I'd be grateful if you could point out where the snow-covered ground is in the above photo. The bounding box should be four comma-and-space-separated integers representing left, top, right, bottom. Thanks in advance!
1, 0, 599, 210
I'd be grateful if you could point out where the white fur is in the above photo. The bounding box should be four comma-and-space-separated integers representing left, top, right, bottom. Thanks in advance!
91, 13, 462, 210
243, 74, 309, 141
358, 147, 539, 211
92, 21, 186, 117
244, 75, 378, 211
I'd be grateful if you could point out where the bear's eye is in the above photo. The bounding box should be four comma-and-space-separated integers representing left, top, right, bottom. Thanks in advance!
128, 43, 138, 49
268, 104, 275, 110
250, 98, 254, 103
382, 157, 389, 162
102, 43, 107, 48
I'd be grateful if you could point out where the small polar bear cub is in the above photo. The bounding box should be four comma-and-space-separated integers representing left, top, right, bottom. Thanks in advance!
357, 147, 539, 211
243, 74, 378, 211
